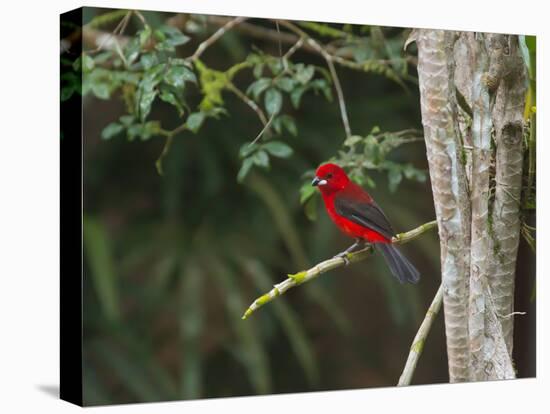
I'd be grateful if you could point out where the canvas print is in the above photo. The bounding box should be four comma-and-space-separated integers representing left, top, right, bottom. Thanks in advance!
60, 6, 536, 406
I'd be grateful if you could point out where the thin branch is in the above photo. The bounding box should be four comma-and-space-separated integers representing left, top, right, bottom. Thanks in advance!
133, 9, 148, 26
155, 123, 188, 175
249, 113, 276, 147
247, 20, 285, 146
86, 11, 132, 55
277, 20, 352, 137
170, 15, 315, 53
242, 220, 437, 319
283, 37, 305, 62
155, 135, 174, 175
189, 16, 248, 61
226, 81, 268, 126
183, 15, 415, 64
325, 56, 351, 137
397, 284, 443, 386
394, 220, 437, 243
82, 28, 128, 52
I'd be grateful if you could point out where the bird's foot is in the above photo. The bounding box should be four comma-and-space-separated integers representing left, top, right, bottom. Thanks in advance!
333, 251, 351, 266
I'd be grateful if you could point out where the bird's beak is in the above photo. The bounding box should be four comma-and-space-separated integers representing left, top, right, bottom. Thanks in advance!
311, 176, 327, 186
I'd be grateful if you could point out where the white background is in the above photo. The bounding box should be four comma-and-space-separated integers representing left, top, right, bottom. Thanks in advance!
0, 0, 546, 412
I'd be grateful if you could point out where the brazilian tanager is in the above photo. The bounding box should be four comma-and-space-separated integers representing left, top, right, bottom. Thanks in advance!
312, 163, 420, 284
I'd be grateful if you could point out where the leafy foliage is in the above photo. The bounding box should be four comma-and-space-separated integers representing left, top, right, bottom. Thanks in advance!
75, 10, 441, 405
299, 127, 427, 220
77, 12, 417, 181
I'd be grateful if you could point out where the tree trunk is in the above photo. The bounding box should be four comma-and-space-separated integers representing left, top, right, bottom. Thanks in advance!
413, 29, 526, 382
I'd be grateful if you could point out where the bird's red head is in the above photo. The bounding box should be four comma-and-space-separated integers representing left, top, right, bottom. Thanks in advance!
312, 163, 350, 195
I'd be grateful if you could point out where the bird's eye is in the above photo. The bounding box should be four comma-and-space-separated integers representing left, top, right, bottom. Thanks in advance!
326, 173, 333, 179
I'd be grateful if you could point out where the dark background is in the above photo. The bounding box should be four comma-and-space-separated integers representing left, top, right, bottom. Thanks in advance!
79, 8, 536, 406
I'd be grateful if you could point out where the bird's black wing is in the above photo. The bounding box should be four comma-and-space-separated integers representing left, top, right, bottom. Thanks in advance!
334, 194, 395, 240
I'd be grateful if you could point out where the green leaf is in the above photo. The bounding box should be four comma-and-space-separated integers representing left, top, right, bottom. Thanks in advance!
124, 38, 141, 66
265, 88, 283, 116
81, 54, 95, 73
186, 112, 205, 133
311, 79, 333, 101
91, 82, 110, 100
272, 116, 283, 134
295, 64, 315, 84
165, 65, 196, 88
153, 29, 166, 42
140, 53, 158, 70
127, 124, 142, 141
159, 25, 190, 47
275, 77, 296, 93
140, 121, 162, 141
101, 122, 124, 140
124, 121, 161, 141
239, 143, 258, 159
61, 85, 75, 101
262, 141, 293, 158
136, 65, 165, 121
139, 89, 157, 122
139, 26, 152, 47
344, 135, 363, 147
237, 157, 254, 183
93, 51, 112, 65
253, 150, 270, 168
72, 56, 82, 72
253, 63, 264, 79
119, 115, 135, 127
159, 87, 185, 115
267, 59, 283, 75
280, 115, 297, 136
303, 194, 318, 221
300, 183, 316, 204
155, 40, 175, 53
388, 168, 402, 192
290, 86, 307, 108
247, 78, 271, 100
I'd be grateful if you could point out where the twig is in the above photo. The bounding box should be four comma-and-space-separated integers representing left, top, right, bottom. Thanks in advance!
87, 11, 132, 55
394, 220, 437, 243
183, 15, 415, 64
397, 284, 443, 386
325, 56, 351, 137
226, 81, 268, 126
249, 113, 276, 146
155, 135, 174, 175
283, 37, 305, 62
82, 28, 129, 52
169, 15, 316, 54
133, 9, 147, 26
498, 311, 527, 318
247, 19, 285, 146
242, 220, 437, 319
189, 16, 247, 61
277, 20, 352, 137
155, 123, 188, 175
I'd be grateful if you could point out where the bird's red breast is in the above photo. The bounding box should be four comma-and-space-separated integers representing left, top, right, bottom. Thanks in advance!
312, 163, 394, 243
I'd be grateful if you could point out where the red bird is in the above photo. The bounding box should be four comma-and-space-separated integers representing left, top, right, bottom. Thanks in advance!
312, 163, 419, 283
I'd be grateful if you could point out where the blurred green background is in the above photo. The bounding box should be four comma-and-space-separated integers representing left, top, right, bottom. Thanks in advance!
75, 8, 536, 406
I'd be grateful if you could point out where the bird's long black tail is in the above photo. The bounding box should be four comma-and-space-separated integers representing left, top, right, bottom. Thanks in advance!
375, 243, 420, 284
